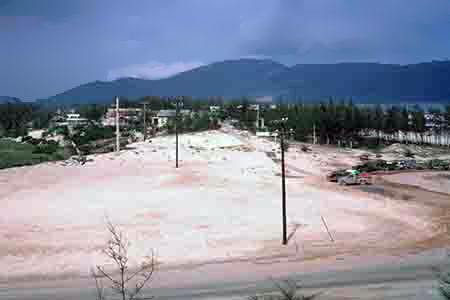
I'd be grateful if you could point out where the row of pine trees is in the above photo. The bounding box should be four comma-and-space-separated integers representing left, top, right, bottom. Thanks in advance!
234, 100, 450, 147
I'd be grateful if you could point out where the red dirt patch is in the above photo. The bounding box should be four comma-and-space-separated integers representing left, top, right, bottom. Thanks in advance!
196, 224, 211, 230
162, 170, 207, 187
135, 211, 167, 220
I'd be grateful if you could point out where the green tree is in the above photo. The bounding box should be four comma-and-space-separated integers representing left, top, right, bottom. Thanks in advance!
429, 107, 444, 145
0, 103, 33, 137
294, 106, 313, 142
400, 107, 410, 143
384, 106, 402, 142
192, 112, 210, 131
445, 105, 450, 147
411, 105, 426, 144
373, 105, 385, 145
79, 104, 106, 121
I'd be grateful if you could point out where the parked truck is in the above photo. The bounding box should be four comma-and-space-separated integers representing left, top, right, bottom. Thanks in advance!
327, 169, 372, 185
337, 173, 372, 185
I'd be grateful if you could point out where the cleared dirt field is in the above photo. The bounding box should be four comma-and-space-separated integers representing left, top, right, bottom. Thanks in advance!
383, 171, 450, 195
0, 129, 449, 285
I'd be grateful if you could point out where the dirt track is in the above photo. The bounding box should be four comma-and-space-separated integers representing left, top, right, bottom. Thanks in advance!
1, 129, 449, 286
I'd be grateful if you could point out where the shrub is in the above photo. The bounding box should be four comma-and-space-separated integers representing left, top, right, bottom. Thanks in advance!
249, 279, 319, 300
439, 271, 450, 299
404, 149, 415, 158
355, 160, 388, 172
32, 141, 59, 155
72, 126, 115, 146
301, 145, 311, 152
50, 126, 69, 136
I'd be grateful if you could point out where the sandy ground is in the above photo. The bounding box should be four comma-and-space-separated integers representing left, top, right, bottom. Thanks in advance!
383, 171, 450, 195
0, 128, 448, 285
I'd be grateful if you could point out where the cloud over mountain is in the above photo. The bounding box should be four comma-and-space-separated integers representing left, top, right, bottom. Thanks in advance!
107, 61, 205, 80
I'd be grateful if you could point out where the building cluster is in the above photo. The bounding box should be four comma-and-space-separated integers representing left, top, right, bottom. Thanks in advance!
407, 112, 446, 129
102, 107, 142, 127
50, 109, 89, 128
100, 106, 200, 128
48, 101, 276, 132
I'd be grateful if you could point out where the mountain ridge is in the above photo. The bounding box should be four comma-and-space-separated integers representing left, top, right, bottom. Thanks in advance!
0, 96, 22, 104
37, 59, 450, 105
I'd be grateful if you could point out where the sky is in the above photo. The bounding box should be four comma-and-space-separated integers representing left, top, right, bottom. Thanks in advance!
1, 0, 450, 101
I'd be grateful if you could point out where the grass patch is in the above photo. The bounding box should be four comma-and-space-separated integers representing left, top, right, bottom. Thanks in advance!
0, 139, 69, 169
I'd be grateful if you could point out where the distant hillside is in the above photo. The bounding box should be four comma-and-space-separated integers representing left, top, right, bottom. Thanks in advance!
37, 59, 450, 105
0, 96, 22, 104
273, 61, 450, 102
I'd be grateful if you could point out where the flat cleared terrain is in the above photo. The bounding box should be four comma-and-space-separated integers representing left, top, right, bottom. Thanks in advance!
384, 171, 450, 195
1, 127, 449, 289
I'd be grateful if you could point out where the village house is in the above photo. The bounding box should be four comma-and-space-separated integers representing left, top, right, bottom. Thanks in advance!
254, 117, 265, 129
152, 109, 192, 128
50, 110, 89, 128
102, 107, 142, 127
209, 105, 221, 113
66, 113, 89, 127
249, 104, 260, 111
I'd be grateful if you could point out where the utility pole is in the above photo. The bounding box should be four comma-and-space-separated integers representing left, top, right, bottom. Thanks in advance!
115, 96, 120, 153
271, 118, 288, 245
143, 102, 147, 141
313, 123, 317, 145
280, 123, 287, 245
173, 96, 183, 169
175, 99, 179, 168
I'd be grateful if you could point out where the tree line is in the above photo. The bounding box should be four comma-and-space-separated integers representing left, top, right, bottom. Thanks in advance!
2, 98, 450, 148
0, 103, 54, 137
228, 99, 450, 148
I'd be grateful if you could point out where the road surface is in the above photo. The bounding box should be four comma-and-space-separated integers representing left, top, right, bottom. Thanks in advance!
1, 248, 449, 300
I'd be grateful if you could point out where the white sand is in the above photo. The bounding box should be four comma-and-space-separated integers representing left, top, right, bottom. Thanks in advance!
0, 129, 435, 282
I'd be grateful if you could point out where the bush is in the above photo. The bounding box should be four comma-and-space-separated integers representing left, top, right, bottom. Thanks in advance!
427, 159, 450, 170
32, 141, 59, 155
49, 126, 69, 136
355, 160, 388, 172
404, 149, 415, 158
301, 145, 311, 152
439, 271, 450, 299
249, 279, 319, 300
0, 150, 50, 169
72, 126, 115, 146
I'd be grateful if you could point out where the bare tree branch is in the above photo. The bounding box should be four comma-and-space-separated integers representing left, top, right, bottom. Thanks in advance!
91, 218, 156, 300
91, 267, 106, 300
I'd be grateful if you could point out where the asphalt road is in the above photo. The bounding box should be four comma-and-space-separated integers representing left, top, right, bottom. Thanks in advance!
2, 249, 450, 300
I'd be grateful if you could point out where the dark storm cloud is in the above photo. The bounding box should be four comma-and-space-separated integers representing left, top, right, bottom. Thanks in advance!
0, 0, 82, 23
1, 0, 450, 101
243, 0, 450, 63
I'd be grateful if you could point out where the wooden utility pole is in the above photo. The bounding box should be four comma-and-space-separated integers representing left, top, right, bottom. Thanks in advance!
280, 124, 287, 245
256, 104, 260, 128
175, 100, 179, 168
115, 96, 120, 153
313, 123, 317, 145
143, 103, 147, 141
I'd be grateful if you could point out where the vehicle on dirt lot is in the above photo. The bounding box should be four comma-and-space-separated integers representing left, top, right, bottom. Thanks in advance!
337, 173, 372, 185
326, 169, 350, 182
398, 160, 417, 169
